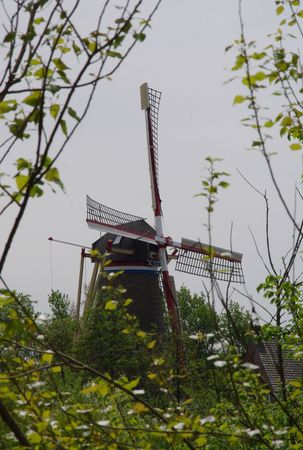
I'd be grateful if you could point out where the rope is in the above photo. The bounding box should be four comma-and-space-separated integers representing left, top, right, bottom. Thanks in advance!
49, 238, 53, 291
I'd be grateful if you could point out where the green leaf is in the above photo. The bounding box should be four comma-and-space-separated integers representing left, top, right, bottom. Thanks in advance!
82, 38, 96, 53
34, 67, 47, 79
41, 155, 52, 168
50, 104, 60, 120
147, 340, 157, 349
41, 351, 54, 364
28, 109, 43, 124
58, 70, 71, 85
96, 381, 109, 396
49, 103, 60, 120
124, 377, 140, 390
134, 402, 148, 413
290, 143, 302, 150
254, 71, 266, 81
137, 330, 146, 338
0, 100, 17, 114
105, 300, 118, 310
48, 84, 60, 95
113, 34, 125, 48
16, 158, 32, 171
124, 298, 133, 306
196, 436, 207, 446
34, 17, 44, 25
232, 54, 246, 71
218, 181, 230, 188
22, 91, 42, 107
44, 167, 59, 182
264, 120, 274, 128
29, 185, 43, 197
82, 381, 108, 396
21, 26, 36, 42
29, 59, 41, 66
53, 58, 69, 71
3, 31, 16, 43
72, 42, 81, 55
15, 174, 29, 192
133, 32, 146, 42
276, 5, 284, 15
121, 20, 132, 33
67, 107, 80, 122
250, 52, 267, 60
106, 50, 122, 59
27, 432, 42, 444
233, 95, 246, 105
60, 119, 68, 137
45, 167, 64, 189
281, 116, 292, 126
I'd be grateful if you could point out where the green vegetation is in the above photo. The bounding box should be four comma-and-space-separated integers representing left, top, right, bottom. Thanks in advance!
0, 281, 256, 449
2, 0, 303, 448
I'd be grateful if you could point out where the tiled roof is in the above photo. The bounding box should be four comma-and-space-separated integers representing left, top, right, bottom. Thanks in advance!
248, 340, 303, 393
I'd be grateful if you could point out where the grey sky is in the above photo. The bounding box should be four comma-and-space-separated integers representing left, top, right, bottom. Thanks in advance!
2, 0, 302, 321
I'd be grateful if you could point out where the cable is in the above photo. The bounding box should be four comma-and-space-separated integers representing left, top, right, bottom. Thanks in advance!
49, 238, 53, 291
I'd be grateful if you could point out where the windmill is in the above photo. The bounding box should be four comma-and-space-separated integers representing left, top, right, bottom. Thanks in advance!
84, 83, 244, 335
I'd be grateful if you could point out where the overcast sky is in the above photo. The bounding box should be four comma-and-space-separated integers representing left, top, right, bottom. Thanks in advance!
2, 0, 303, 321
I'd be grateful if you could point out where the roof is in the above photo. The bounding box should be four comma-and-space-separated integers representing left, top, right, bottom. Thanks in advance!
116, 219, 155, 237
247, 340, 303, 393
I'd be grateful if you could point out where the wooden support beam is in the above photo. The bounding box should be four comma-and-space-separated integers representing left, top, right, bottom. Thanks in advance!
75, 248, 85, 320
83, 262, 99, 316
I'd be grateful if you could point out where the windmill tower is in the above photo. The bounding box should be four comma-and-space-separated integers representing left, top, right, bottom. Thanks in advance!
84, 83, 244, 334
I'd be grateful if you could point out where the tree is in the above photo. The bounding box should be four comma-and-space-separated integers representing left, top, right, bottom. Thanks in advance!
48, 290, 71, 320
0, 1, 167, 446
0, 291, 36, 322
203, 0, 303, 447
75, 279, 152, 378
43, 290, 78, 354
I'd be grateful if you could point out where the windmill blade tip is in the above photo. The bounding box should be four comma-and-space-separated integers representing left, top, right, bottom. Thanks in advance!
140, 82, 149, 110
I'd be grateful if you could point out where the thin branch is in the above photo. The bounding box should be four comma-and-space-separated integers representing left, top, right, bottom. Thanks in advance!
248, 226, 271, 274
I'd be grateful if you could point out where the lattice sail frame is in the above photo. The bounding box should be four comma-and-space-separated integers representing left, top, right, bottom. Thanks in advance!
175, 248, 244, 283
86, 195, 156, 243
147, 87, 161, 192
174, 238, 244, 284
141, 83, 163, 215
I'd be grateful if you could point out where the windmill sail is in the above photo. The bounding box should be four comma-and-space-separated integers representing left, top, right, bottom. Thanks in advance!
86, 195, 156, 244
174, 238, 244, 284
141, 83, 162, 215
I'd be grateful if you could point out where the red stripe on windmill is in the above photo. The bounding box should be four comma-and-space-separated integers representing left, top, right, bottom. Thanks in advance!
85, 83, 244, 332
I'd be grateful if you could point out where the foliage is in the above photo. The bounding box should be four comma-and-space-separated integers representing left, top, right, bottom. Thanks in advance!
3, 0, 303, 448
75, 277, 152, 379
48, 290, 71, 320
196, 156, 230, 215
1, 277, 303, 449
43, 290, 78, 355
0, 291, 36, 322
